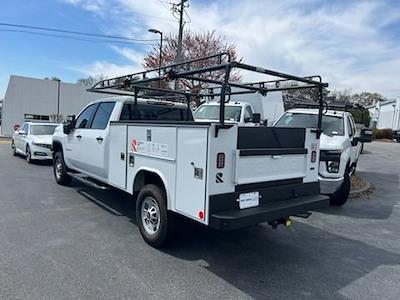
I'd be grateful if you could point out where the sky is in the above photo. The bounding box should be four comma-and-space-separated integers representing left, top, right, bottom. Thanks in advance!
0, 0, 399, 99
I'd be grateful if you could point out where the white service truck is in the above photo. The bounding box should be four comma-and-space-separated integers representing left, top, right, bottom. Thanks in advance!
52, 97, 328, 247
51, 55, 330, 247
274, 108, 372, 206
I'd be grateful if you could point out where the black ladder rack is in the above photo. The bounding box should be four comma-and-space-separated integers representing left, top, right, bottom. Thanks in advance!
88, 53, 328, 138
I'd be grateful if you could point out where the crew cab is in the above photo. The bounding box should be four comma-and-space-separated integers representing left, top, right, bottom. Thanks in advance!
274, 108, 371, 206
52, 97, 328, 247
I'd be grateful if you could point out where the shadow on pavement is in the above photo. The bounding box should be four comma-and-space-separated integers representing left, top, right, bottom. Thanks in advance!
319, 171, 399, 220
71, 179, 137, 224
68, 178, 400, 299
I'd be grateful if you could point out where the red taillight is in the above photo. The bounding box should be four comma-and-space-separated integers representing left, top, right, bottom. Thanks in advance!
311, 151, 317, 163
216, 152, 225, 168
198, 210, 204, 220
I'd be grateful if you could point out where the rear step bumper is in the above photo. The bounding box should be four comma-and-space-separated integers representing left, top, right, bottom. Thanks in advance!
209, 194, 329, 230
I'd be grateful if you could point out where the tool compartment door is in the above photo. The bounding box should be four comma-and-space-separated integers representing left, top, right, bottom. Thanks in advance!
175, 127, 208, 222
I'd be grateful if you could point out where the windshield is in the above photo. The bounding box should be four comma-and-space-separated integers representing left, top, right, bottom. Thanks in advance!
30, 125, 58, 135
275, 113, 344, 136
194, 105, 242, 122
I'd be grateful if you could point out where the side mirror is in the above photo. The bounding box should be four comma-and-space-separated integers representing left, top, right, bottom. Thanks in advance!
351, 136, 360, 146
63, 115, 75, 134
252, 113, 261, 123
18, 130, 27, 135
360, 128, 372, 143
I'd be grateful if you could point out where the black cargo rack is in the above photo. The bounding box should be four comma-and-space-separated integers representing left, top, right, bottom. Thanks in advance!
88, 52, 328, 138
291, 101, 366, 111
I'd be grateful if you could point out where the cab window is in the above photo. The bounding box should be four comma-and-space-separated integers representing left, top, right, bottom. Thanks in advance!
91, 102, 115, 129
75, 104, 97, 129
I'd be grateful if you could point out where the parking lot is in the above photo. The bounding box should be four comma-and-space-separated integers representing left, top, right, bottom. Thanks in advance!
0, 140, 399, 299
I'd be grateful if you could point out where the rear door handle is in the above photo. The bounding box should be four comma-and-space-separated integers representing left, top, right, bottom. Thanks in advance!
76, 135, 82, 139
96, 136, 104, 142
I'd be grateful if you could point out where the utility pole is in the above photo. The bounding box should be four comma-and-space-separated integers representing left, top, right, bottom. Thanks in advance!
174, 0, 188, 90
176, 0, 188, 65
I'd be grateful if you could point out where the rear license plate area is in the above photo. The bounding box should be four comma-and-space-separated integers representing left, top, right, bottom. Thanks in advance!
239, 191, 260, 209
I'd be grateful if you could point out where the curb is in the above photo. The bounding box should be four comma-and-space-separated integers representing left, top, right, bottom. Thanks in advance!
0, 136, 11, 141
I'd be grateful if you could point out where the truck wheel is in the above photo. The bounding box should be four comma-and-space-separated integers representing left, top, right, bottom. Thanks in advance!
329, 169, 350, 206
26, 145, 33, 163
136, 184, 173, 248
53, 151, 72, 185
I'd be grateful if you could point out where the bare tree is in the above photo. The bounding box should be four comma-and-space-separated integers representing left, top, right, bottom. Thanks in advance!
143, 30, 241, 97
283, 87, 331, 110
349, 92, 385, 106
77, 75, 107, 87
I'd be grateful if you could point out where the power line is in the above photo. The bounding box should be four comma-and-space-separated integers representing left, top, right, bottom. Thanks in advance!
0, 22, 158, 42
0, 29, 154, 45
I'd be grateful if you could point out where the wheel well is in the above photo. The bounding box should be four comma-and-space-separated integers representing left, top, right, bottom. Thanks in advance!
52, 141, 64, 159
133, 170, 166, 196
52, 141, 63, 157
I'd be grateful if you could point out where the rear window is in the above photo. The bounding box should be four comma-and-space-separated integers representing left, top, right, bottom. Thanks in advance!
120, 103, 193, 121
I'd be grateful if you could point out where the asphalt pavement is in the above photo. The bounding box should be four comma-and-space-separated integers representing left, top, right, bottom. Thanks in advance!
0, 141, 399, 300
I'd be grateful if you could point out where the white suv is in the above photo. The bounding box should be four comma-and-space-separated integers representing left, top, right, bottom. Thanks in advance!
275, 108, 367, 206
12, 122, 59, 163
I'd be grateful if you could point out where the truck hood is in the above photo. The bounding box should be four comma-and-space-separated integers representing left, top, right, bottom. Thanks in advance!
31, 135, 53, 145
319, 133, 346, 151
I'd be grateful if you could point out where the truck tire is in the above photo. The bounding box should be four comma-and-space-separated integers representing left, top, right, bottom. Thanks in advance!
136, 184, 174, 248
329, 169, 350, 206
53, 151, 72, 185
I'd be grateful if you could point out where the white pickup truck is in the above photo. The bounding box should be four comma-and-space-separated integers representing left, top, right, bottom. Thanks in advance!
52, 97, 328, 247
193, 91, 284, 126
51, 55, 330, 247
194, 101, 260, 125
274, 108, 372, 206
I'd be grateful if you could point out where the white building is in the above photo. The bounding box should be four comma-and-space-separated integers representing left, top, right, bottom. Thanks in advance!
1, 75, 104, 136
368, 98, 400, 130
